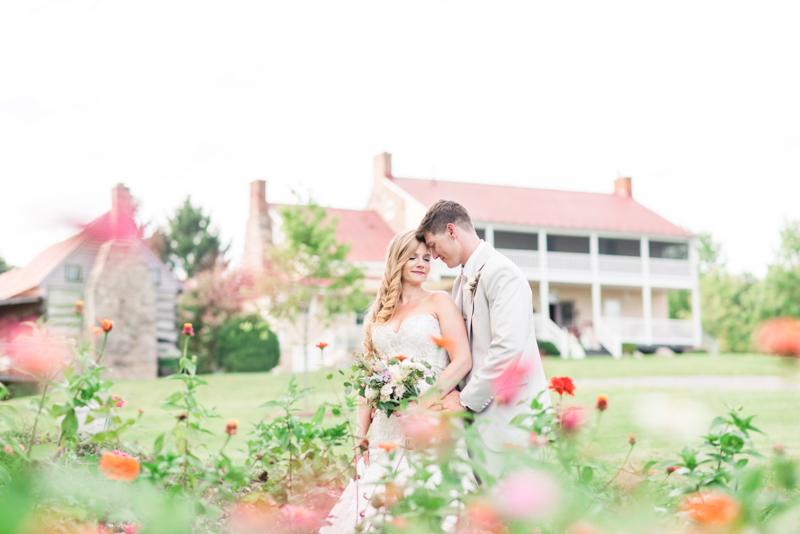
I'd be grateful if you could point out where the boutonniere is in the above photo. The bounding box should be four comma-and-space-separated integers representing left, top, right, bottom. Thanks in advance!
466, 273, 481, 302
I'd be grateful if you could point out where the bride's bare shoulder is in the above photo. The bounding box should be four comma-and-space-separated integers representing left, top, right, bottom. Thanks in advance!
425, 290, 457, 311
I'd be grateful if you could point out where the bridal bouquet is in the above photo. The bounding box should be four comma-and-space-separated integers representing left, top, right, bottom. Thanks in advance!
353, 351, 434, 418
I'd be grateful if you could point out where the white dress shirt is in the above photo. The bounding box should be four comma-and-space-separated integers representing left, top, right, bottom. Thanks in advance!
461, 240, 487, 280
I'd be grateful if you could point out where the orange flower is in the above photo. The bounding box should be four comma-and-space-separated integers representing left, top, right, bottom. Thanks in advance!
226, 419, 239, 435
182, 323, 194, 336
91, 326, 104, 337
370, 482, 403, 509
394, 355, 408, 361
679, 492, 740, 526
548, 376, 576, 397
378, 441, 399, 452
596, 394, 608, 411
429, 334, 456, 353
755, 317, 800, 357
98, 318, 114, 333
98, 451, 140, 482
627, 434, 638, 445
315, 342, 328, 349
73, 300, 84, 315
467, 498, 503, 532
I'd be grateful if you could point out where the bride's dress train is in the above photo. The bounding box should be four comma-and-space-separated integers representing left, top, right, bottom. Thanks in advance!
320, 313, 470, 533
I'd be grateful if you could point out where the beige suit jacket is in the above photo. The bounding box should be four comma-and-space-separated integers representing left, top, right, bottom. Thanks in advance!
453, 243, 551, 452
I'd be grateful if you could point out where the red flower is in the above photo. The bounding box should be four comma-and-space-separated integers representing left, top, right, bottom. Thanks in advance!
182, 323, 194, 336
548, 376, 576, 397
316, 342, 328, 349
378, 441, 399, 452
666, 466, 679, 474
73, 300, 84, 316
98, 318, 114, 333
394, 355, 408, 361
596, 394, 608, 411
679, 492, 740, 526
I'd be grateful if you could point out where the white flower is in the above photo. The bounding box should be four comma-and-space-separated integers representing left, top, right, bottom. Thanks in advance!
0, 356, 11, 373
366, 387, 379, 400
395, 385, 406, 398
389, 366, 404, 383
380, 384, 393, 398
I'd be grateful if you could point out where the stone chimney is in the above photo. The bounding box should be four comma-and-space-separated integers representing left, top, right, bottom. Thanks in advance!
110, 183, 138, 240
614, 177, 632, 198
243, 180, 273, 271
374, 152, 392, 181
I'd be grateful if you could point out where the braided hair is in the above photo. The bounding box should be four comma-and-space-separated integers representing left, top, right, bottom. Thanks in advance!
362, 230, 426, 354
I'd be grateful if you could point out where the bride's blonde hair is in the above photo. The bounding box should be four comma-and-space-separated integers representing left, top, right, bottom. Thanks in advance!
362, 230, 427, 354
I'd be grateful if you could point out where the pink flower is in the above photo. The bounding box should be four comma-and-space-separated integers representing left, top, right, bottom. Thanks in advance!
492, 355, 533, 406
560, 406, 587, 434
116, 400, 126, 408
282, 504, 318, 530
122, 524, 140, 534
3, 445, 12, 455
495, 469, 560, 519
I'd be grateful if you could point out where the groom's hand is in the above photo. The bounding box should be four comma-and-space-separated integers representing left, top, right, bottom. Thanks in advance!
437, 390, 466, 413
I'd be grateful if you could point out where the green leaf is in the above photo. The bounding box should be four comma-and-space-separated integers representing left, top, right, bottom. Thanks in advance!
311, 406, 325, 425
61, 409, 79, 438
581, 466, 594, 482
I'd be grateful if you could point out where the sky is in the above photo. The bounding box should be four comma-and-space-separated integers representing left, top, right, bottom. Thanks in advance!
1, 0, 798, 277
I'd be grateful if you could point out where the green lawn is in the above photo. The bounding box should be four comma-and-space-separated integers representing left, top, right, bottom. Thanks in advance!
5, 353, 799, 464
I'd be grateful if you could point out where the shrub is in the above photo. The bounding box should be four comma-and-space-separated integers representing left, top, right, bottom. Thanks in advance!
538, 341, 560, 356
622, 342, 637, 354
216, 314, 280, 373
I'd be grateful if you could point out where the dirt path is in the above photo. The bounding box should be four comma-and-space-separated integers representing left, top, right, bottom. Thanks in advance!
575, 375, 800, 391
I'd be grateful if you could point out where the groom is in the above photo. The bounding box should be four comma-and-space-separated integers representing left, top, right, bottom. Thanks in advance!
417, 199, 551, 476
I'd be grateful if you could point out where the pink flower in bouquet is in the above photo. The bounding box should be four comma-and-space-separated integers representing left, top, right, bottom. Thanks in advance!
755, 317, 800, 357
495, 469, 560, 520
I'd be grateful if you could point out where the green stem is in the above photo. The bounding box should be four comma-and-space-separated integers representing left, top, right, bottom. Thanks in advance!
98, 332, 109, 364
29, 383, 49, 449
220, 434, 232, 454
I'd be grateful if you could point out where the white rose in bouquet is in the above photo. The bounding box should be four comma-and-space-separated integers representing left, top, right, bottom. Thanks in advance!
395, 384, 406, 398
380, 383, 394, 398
366, 387, 379, 400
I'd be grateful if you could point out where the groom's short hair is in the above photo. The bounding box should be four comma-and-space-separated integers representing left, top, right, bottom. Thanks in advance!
416, 199, 475, 240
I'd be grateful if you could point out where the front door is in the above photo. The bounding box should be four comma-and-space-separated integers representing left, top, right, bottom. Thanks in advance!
549, 301, 575, 328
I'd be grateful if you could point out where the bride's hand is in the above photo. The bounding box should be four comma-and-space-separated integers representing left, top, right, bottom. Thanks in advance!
354, 438, 370, 468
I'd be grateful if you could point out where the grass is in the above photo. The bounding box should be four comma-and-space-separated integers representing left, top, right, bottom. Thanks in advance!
4, 353, 799, 464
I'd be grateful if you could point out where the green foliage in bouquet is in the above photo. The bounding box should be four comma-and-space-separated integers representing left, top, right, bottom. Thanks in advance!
350, 351, 433, 419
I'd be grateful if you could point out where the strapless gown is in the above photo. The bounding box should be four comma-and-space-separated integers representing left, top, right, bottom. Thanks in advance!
319, 314, 461, 533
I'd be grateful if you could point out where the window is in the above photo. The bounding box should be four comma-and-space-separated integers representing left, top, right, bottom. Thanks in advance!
495, 231, 538, 251
547, 235, 590, 254
649, 241, 689, 260
355, 310, 368, 325
65, 264, 82, 282
599, 238, 640, 257
475, 228, 486, 240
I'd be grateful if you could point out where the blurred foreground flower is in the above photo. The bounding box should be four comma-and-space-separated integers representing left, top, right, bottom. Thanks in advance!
402, 411, 452, 450
755, 317, 800, 358
679, 491, 740, 527
492, 356, 532, 405
182, 322, 195, 336
73, 300, 83, 315
9, 324, 68, 379
378, 441, 399, 453
315, 342, 328, 349
430, 334, 457, 353
226, 419, 239, 435
98, 450, 140, 482
559, 406, 587, 434
466, 498, 506, 534
596, 394, 608, 411
495, 469, 560, 520
98, 318, 114, 333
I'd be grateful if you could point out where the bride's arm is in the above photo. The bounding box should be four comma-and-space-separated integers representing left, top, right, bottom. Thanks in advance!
355, 395, 372, 466
421, 292, 472, 409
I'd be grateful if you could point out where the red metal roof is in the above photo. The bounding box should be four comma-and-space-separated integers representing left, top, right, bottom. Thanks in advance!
391, 177, 692, 237
328, 208, 396, 263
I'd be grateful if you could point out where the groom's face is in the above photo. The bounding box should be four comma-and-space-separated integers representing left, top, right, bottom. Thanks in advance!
424, 225, 462, 269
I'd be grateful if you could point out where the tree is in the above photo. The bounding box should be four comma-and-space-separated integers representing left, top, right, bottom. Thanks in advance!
216, 313, 280, 373
259, 198, 369, 407
0, 255, 12, 275
147, 197, 228, 280
754, 219, 800, 321
179, 267, 257, 373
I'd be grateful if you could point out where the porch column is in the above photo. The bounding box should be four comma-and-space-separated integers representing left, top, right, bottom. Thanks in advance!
689, 237, 702, 347
485, 225, 495, 247
641, 236, 653, 344
590, 233, 602, 323
538, 230, 549, 316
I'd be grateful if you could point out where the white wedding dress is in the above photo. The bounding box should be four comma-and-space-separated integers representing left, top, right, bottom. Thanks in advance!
320, 313, 456, 533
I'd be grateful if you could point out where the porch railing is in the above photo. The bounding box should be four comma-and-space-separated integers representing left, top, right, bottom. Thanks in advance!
594, 318, 623, 359
602, 316, 695, 346
532, 314, 568, 359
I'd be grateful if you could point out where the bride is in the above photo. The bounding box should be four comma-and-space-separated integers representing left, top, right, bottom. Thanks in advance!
320, 231, 473, 533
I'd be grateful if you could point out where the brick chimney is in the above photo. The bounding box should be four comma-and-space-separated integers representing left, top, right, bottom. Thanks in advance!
243, 180, 273, 271
374, 152, 392, 181
614, 177, 632, 198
